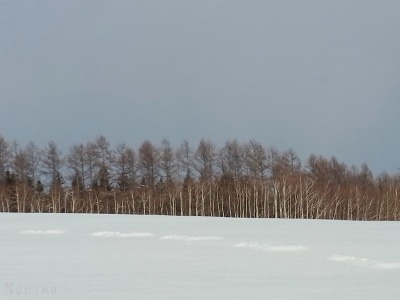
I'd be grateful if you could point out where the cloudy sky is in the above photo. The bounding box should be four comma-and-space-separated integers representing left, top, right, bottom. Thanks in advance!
1, 0, 399, 174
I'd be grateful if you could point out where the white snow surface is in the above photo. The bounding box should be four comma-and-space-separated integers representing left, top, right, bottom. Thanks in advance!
19, 229, 66, 235
234, 242, 308, 252
1, 214, 400, 299
91, 231, 154, 238
160, 235, 223, 241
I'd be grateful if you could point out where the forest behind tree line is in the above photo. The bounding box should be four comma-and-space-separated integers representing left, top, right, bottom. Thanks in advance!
0, 134, 399, 220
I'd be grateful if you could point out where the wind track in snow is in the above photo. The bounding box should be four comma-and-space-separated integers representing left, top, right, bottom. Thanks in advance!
234, 242, 308, 252
328, 255, 400, 270
91, 231, 154, 238
160, 235, 223, 241
19, 229, 66, 235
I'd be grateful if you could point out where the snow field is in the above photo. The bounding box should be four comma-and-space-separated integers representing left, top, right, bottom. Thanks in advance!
1, 214, 400, 299
19, 229, 66, 235
90, 231, 154, 238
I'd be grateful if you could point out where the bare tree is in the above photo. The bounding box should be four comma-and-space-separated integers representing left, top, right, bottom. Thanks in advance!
7, 144, 29, 212
41, 141, 63, 187
329, 156, 347, 184
138, 140, 159, 188
114, 143, 137, 191
12, 147, 30, 183
244, 139, 268, 181
67, 143, 88, 193
306, 154, 330, 182
41, 141, 64, 212
26, 141, 42, 186
0, 135, 11, 183
94, 135, 113, 167
285, 148, 301, 174
85, 142, 98, 188
0, 135, 399, 220
218, 139, 244, 178
358, 163, 373, 186
194, 139, 215, 181
274, 148, 301, 177
159, 138, 176, 184
176, 140, 194, 179
93, 135, 114, 190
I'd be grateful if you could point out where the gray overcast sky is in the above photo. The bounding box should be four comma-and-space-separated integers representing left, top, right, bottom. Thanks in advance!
1, 0, 399, 174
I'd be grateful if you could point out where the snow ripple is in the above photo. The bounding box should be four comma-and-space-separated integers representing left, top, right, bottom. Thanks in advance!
328, 255, 400, 270
160, 235, 222, 241
19, 229, 65, 235
234, 242, 308, 252
91, 231, 154, 238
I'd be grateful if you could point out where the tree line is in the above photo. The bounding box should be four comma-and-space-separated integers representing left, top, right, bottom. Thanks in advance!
0, 134, 399, 220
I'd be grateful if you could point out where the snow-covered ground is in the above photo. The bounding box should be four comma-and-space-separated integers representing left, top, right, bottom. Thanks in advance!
1, 214, 400, 299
